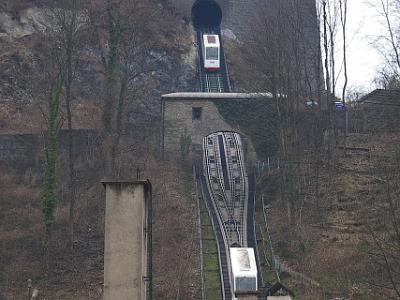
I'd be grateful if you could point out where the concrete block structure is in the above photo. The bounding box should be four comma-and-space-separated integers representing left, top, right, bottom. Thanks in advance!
103, 180, 152, 300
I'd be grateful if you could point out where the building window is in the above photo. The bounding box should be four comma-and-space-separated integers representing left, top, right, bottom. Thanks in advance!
192, 107, 202, 120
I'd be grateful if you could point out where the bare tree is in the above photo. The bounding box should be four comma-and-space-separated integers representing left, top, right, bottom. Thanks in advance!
88, 0, 183, 177
321, 0, 339, 167
368, 0, 400, 81
379, 0, 400, 71
239, 0, 324, 225
365, 183, 400, 298
374, 67, 400, 88
339, 0, 349, 149
49, 0, 85, 252
33, 26, 66, 257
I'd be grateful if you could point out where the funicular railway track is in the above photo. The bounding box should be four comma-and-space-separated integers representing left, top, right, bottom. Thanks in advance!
195, 23, 259, 298
195, 25, 235, 299
196, 28, 229, 93
200, 175, 233, 300
203, 132, 249, 299
205, 72, 223, 93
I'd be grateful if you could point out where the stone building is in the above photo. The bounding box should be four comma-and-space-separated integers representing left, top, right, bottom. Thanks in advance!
161, 92, 271, 163
353, 89, 400, 133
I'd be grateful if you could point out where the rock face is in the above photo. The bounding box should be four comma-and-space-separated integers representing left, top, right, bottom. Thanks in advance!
0, 0, 320, 125
0, 5, 198, 130
0, 8, 51, 40
185, 0, 319, 42
185, 0, 321, 95
184, 0, 248, 37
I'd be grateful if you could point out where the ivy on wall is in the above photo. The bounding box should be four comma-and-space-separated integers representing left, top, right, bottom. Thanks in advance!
213, 99, 280, 160
180, 128, 192, 159
42, 71, 64, 249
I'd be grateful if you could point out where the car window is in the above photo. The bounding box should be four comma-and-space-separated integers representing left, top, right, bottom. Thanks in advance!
206, 47, 219, 60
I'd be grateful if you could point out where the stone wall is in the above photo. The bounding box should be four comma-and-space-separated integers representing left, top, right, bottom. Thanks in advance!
0, 124, 159, 179
349, 105, 400, 133
0, 134, 40, 171
162, 98, 236, 155
186, 0, 319, 42
0, 130, 99, 174
161, 96, 258, 166
223, 0, 260, 38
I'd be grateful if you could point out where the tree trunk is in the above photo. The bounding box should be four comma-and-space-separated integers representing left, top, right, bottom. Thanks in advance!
64, 38, 77, 252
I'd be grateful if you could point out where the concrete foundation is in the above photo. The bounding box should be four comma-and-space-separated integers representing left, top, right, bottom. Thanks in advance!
103, 180, 152, 300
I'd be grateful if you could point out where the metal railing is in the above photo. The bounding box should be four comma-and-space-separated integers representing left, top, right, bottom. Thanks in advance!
255, 157, 281, 179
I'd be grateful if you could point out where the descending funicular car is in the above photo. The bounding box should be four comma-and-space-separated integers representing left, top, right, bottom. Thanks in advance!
230, 248, 258, 295
202, 34, 220, 71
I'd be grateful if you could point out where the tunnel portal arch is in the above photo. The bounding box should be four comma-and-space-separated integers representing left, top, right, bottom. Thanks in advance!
192, 0, 223, 29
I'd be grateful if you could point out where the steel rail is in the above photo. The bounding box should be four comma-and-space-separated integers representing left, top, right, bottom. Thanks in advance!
200, 174, 232, 300
203, 138, 233, 299
222, 133, 242, 247
232, 133, 248, 246
197, 22, 253, 298
208, 142, 233, 249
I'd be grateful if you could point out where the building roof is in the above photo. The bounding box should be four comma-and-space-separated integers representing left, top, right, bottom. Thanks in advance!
162, 92, 273, 100
101, 180, 151, 187
359, 89, 400, 107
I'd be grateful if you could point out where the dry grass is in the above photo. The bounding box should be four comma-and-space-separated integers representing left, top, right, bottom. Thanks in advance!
150, 157, 202, 299
0, 139, 203, 299
258, 133, 400, 299
0, 171, 43, 299
0, 167, 105, 299
0, 102, 102, 134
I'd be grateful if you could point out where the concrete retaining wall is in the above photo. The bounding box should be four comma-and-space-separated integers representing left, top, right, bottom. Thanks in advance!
103, 181, 151, 300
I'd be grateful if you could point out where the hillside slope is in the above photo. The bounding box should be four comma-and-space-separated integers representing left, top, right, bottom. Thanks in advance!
257, 133, 400, 299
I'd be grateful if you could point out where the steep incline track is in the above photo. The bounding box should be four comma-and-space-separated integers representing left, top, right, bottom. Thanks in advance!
196, 28, 230, 93
195, 25, 234, 299
200, 175, 232, 300
203, 132, 250, 299
196, 25, 261, 299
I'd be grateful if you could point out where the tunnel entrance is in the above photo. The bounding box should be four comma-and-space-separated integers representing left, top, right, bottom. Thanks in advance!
192, 0, 222, 29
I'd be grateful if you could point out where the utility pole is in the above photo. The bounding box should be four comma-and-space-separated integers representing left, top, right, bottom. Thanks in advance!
27, 279, 32, 300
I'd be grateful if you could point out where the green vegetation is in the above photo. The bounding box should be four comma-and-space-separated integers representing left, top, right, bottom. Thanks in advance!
180, 128, 192, 159
199, 191, 222, 299
102, 2, 122, 134
214, 99, 280, 160
42, 71, 64, 248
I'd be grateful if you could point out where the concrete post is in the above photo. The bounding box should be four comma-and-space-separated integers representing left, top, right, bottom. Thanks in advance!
102, 180, 152, 300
